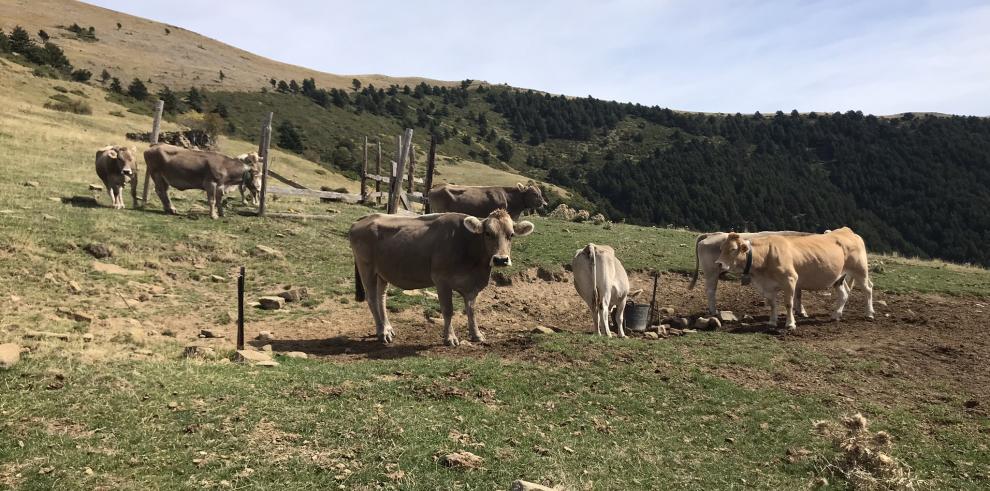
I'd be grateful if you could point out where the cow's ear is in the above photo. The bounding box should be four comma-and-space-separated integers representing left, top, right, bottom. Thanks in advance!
106, 149, 118, 159
739, 241, 750, 253
516, 183, 524, 190
463, 216, 483, 234
514, 220, 535, 237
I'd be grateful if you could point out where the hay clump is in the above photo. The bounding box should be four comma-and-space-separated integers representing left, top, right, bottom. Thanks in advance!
811, 413, 924, 490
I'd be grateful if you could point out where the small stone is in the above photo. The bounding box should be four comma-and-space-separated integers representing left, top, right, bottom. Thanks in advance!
255, 360, 280, 367
261, 344, 272, 352
511, 480, 558, 491
256, 331, 275, 341
707, 317, 722, 331
875, 300, 888, 307
659, 307, 675, 316
254, 245, 284, 258
199, 329, 225, 339
258, 296, 285, 310
42, 214, 56, 220
183, 344, 217, 359
692, 317, 711, 330
83, 243, 113, 259
276, 287, 309, 303
84, 467, 94, 476
742, 314, 755, 322
644, 332, 659, 340
92, 262, 145, 276
282, 351, 308, 359
24, 330, 71, 341
82, 333, 94, 343
88, 184, 104, 191
55, 307, 93, 323
0, 343, 21, 369
716, 311, 738, 323
440, 451, 483, 469
235, 349, 272, 364
210, 275, 226, 283
532, 326, 555, 335
68, 281, 82, 294
167, 401, 179, 409
666, 317, 689, 329
23, 181, 40, 188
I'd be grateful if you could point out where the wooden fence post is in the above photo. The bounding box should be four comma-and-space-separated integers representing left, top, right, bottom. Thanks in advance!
424, 135, 437, 213
237, 266, 245, 351
406, 142, 416, 195
360, 136, 368, 203
139, 99, 164, 208
388, 129, 413, 214
375, 140, 382, 205
257, 112, 274, 217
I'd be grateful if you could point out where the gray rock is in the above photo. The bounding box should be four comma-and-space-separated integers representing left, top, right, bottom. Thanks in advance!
511, 480, 558, 491
532, 326, 555, 335
692, 317, 711, 330
282, 351, 308, 359
659, 307, 676, 316
276, 287, 309, 303
235, 349, 273, 364
261, 344, 272, 352
84, 243, 113, 259
23, 181, 40, 188
183, 344, 217, 359
716, 310, 738, 323
707, 317, 722, 331
256, 331, 275, 342
0, 343, 21, 369
88, 184, 104, 191
254, 245, 284, 258
199, 329, 225, 339
55, 307, 92, 323
82, 333, 94, 343
644, 331, 660, 340
68, 281, 82, 294
875, 300, 888, 307
255, 360, 280, 367
258, 296, 286, 310
24, 330, 70, 341
210, 275, 226, 283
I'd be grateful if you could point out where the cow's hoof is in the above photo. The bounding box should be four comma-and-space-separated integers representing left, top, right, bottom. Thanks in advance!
469, 332, 486, 343
445, 335, 460, 347
785, 323, 797, 330
866, 314, 875, 321
378, 328, 395, 344
798, 310, 809, 318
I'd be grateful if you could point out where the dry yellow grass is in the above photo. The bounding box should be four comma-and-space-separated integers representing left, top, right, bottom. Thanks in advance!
0, 0, 457, 93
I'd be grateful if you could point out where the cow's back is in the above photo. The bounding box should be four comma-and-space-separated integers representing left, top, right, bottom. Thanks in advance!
94, 148, 114, 181
428, 185, 507, 218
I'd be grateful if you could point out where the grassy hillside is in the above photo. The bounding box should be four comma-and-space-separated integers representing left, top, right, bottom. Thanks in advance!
0, 0, 456, 92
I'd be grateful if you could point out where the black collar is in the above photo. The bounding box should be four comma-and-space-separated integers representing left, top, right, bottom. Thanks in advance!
741, 245, 753, 285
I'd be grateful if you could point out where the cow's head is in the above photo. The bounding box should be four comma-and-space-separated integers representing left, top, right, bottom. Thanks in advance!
463, 208, 534, 267
715, 233, 749, 273
517, 182, 548, 210
238, 152, 264, 202
106, 146, 136, 181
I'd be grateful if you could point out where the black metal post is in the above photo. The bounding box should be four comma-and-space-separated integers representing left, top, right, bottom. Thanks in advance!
237, 266, 245, 350
648, 271, 660, 325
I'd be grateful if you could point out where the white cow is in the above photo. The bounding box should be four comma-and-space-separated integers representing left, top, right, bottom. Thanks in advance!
572, 243, 631, 338
689, 231, 813, 315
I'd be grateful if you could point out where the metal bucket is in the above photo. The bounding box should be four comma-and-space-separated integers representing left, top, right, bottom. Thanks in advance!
613, 302, 651, 332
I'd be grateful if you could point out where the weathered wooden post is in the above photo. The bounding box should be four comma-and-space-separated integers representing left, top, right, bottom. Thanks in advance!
406, 142, 416, 195
424, 135, 437, 213
387, 129, 413, 214
256, 112, 274, 217
139, 99, 165, 208
375, 139, 382, 205
360, 136, 368, 203
237, 266, 245, 351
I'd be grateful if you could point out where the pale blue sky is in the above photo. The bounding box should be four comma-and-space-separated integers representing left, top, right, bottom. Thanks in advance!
86, 0, 990, 115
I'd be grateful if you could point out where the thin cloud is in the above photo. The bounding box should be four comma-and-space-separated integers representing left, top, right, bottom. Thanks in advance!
85, 0, 990, 115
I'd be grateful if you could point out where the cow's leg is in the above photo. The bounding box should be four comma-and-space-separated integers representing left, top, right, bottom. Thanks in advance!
114, 185, 125, 209
215, 186, 226, 217
614, 296, 628, 338
704, 269, 719, 315
766, 290, 779, 328
863, 276, 875, 320
832, 281, 850, 321
463, 291, 485, 343
373, 275, 396, 343
437, 286, 458, 346
205, 183, 219, 219
795, 289, 808, 318
593, 305, 604, 336
356, 262, 386, 341
105, 185, 116, 208
152, 176, 177, 214
783, 277, 798, 330
598, 301, 612, 338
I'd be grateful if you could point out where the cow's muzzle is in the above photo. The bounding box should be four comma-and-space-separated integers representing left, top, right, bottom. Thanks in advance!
491, 256, 511, 267
715, 261, 729, 273
121, 168, 134, 176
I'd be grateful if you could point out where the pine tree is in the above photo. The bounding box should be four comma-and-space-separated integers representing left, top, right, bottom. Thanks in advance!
159, 86, 180, 113
37, 29, 49, 42
100, 69, 111, 84
127, 78, 148, 100
289, 80, 300, 93
276, 121, 305, 153
218, 70, 225, 82
277, 80, 289, 93
10, 26, 32, 53
109, 77, 122, 93
352, 78, 361, 91
186, 87, 203, 112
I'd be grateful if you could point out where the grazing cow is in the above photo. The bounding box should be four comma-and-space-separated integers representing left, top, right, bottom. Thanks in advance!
349, 209, 535, 346
715, 227, 874, 330
572, 244, 632, 338
428, 183, 548, 220
235, 152, 263, 205
94, 145, 136, 209
689, 231, 814, 316
143, 144, 262, 219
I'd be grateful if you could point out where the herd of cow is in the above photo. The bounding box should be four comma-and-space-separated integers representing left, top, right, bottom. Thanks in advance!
92, 143, 875, 347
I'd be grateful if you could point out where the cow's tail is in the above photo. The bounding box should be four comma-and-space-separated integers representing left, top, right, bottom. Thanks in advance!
354, 262, 366, 302
688, 233, 710, 290
585, 244, 600, 309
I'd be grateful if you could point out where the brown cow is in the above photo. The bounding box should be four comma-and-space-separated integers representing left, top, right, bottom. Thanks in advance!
428, 183, 547, 220
349, 209, 535, 346
94, 145, 136, 209
235, 152, 263, 205
715, 227, 874, 330
143, 144, 262, 219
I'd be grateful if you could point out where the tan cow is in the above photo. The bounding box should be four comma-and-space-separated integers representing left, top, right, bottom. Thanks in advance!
349, 209, 535, 346
94, 145, 136, 209
144, 144, 262, 219
689, 231, 813, 315
572, 244, 631, 337
428, 183, 547, 220
715, 227, 875, 329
